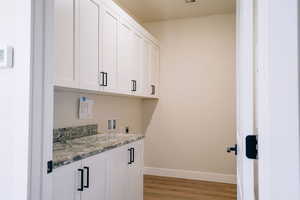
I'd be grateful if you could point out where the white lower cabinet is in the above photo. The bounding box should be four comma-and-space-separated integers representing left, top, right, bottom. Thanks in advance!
53, 140, 144, 200
53, 161, 81, 200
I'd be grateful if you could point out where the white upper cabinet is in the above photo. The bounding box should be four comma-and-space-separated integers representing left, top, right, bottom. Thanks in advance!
78, 0, 100, 91
55, 0, 79, 88
54, 0, 160, 98
100, 7, 118, 92
117, 20, 133, 95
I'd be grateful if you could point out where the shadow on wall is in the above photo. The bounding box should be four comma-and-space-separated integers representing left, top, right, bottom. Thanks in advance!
142, 99, 159, 135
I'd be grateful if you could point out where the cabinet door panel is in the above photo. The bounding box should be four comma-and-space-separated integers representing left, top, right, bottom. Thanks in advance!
127, 141, 144, 200
81, 152, 109, 200
142, 40, 151, 96
131, 32, 143, 95
102, 8, 118, 92
109, 145, 130, 200
79, 0, 100, 91
55, 0, 78, 87
118, 22, 133, 94
149, 43, 160, 97
53, 162, 82, 200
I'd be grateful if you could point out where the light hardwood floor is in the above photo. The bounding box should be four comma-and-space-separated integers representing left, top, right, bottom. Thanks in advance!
144, 175, 237, 200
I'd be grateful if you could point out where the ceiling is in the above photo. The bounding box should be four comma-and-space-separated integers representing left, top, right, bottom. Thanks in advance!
113, 0, 236, 23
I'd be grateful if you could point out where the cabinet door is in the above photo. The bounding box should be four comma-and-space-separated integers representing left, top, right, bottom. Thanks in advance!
81, 152, 109, 200
127, 140, 144, 200
131, 32, 143, 95
78, 0, 100, 91
101, 7, 118, 92
109, 145, 131, 200
142, 40, 151, 96
54, 0, 79, 88
53, 161, 82, 200
117, 21, 133, 95
149, 43, 160, 97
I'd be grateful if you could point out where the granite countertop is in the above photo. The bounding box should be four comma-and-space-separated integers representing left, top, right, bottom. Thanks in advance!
53, 133, 144, 169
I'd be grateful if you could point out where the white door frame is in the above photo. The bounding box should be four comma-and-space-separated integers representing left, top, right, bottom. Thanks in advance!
29, 0, 54, 200
29, 0, 300, 200
236, 0, 255, 199
256, 0, 300, 199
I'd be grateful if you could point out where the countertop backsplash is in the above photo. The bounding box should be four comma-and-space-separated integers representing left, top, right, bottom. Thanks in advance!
53, 124, 98, 143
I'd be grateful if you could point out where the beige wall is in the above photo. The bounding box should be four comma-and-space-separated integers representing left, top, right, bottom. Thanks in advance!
143, 14, 236, 175
54, 90, 144, 134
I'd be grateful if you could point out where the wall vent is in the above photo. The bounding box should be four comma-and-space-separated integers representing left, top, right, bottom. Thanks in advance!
185, 0, 197, 3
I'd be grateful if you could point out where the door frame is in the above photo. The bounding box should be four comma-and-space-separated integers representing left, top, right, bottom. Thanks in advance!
29, 0, 54, 200
236, 0, 255, 199
30, 0, 300, 200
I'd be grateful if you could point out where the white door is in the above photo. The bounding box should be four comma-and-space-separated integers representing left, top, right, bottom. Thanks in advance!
78, 0, 100, 91
235, 0, 255, 200
53, 162, 82, 200
101, 7, 118, 92
117, 20, 133, 95
81, 153, 109, 200
256, 0, 300, 199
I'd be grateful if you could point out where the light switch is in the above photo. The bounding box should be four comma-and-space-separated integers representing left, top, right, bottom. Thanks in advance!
0, 46, 13, 69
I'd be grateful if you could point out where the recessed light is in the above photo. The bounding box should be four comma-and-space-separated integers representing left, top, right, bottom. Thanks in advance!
185, 0, 197, 3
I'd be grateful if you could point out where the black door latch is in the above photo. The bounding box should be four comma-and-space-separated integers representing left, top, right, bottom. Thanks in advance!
47, 160, 53, 174
246, 135, 258, 159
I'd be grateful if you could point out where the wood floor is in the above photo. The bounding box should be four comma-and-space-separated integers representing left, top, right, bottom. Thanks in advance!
144, 175, 237, 200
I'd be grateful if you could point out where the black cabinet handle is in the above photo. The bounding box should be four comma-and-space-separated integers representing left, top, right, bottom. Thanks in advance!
78, 169, 84, 191
99, 72, 105, 86
151, 85, 155, 95
132, 148, 135, 163
131, 80, 137, 92
84, 166, 90, 188
104, 72, 108, 86
128, 148, 132, 164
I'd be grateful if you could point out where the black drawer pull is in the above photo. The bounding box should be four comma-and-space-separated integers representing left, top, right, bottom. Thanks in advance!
84, 166, 90, 188
78, 169, 84, 191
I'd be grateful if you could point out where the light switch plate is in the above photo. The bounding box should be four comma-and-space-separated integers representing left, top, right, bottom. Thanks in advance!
0, 46, 14, 69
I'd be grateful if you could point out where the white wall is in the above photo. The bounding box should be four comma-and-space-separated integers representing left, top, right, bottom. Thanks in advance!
54, 91, 144, 134
0, 0, 32, 199
143, 14, 236, 180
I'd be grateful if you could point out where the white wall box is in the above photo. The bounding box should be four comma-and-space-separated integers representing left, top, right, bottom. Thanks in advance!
54, 0, 160, 98
53, 140, 144, 200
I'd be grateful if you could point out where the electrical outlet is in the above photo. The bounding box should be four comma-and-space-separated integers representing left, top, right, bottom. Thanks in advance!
108, 120, 117, 130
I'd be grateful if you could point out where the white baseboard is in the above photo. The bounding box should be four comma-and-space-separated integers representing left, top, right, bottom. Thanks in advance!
144, 167, 236, 184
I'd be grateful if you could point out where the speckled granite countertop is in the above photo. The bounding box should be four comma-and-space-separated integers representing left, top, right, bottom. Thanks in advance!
53, 133, 144, 169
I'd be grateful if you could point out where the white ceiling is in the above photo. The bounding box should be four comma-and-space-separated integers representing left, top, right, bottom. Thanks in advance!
113, 0, 236, 23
